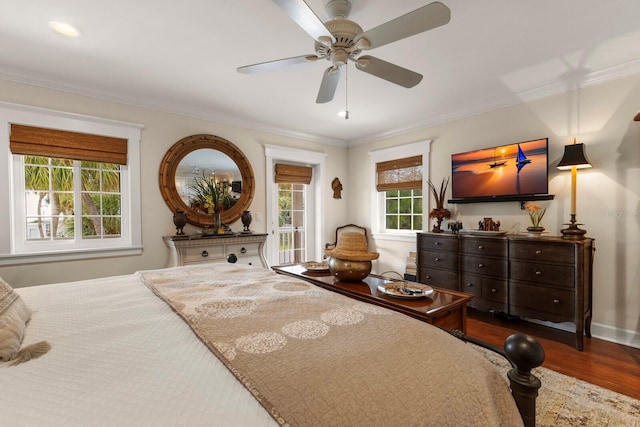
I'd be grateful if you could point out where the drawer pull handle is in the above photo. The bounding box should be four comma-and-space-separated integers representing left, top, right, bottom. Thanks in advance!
426, 275, 431, 279
434, 242, 441, 246
478, 263, 484, 268
535, 270, 542, 275
535, 250, 542, 255
491, 288, 497, 293
478, 245, 484, 250
553, 299, 560, 304
201, 250, 209, 258
227, 253, 238, 264
435, 257, 441, 261
240, 247, 247, 254
466, 283, 473, 287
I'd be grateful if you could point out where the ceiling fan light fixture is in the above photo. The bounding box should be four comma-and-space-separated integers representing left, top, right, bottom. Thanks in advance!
48, 20, 81, 37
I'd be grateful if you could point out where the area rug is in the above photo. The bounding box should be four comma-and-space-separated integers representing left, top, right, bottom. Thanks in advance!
473, 345, 640, 426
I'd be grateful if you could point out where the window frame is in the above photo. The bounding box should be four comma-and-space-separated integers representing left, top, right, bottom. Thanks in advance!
0, 102, 143, 265
368, 140, 431, 242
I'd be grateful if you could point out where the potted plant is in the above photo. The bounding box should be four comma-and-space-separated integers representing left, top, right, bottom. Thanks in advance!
428, 177, 451, 232
524, 202, 546, 237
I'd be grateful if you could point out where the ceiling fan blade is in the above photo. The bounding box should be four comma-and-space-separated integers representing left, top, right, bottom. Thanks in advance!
355, 1, 450, 50
272, 0, 334, 43
355, 56, 423, 88
316, 66, 341, 104
237, 55, 319, 74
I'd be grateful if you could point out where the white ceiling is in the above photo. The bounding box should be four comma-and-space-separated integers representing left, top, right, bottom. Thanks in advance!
1, 0, 639, 146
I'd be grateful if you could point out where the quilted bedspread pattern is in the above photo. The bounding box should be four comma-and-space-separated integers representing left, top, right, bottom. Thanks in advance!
139, 264, 523, 427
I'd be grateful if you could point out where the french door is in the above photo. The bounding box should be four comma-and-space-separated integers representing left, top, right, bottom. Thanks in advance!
276, 182, 307, 264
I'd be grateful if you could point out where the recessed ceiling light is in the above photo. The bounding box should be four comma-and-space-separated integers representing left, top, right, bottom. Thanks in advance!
48, 21, 81, 37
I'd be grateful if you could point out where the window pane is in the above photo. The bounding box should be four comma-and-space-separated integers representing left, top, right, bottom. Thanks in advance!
51, 167, 73, 191
102, 170, 120, 192
103, 217, 121, 237
386, 215, 398, 229
102, 194, 121, 215
399, 198, 412, 213
399, 215, 413, 230
386, 198, 398, 214
82, 169, 101, 191
414, 214, 422, 230
25, 165, 49, 191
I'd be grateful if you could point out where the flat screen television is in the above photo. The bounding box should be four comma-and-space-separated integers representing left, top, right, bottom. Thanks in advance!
449, 138, 551, 203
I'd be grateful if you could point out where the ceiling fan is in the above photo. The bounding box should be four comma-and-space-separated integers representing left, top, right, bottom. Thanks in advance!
237, 0, 451, 104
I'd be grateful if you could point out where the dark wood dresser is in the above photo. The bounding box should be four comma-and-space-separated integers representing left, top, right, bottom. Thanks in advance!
417, 232, 595, 350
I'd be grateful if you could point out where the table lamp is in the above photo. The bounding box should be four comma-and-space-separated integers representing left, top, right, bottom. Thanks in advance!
557, 138, 592, 239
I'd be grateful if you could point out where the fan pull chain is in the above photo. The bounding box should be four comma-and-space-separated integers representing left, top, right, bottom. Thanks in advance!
344, 64, 349, 119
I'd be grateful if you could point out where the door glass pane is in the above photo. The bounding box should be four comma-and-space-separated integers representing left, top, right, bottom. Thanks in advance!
277, 183, 306, 264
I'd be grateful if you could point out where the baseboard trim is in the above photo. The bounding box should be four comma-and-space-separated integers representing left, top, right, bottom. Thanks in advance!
591, 322, 640, 349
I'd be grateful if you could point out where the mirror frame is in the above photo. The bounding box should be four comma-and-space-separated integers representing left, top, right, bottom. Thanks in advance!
159, 134, 255, 227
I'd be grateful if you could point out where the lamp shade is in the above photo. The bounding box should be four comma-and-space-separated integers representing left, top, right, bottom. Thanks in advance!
557, 143, 592, 170
635, 112, 640, 121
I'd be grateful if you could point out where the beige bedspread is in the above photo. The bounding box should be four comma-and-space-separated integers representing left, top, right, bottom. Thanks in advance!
139, 264, 522, 426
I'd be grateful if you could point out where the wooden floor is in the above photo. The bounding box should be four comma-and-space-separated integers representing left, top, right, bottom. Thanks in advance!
466, 309, 640, 400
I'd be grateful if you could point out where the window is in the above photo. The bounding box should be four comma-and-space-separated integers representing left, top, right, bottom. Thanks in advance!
0, 102, 142, 265
385, 189, 423, 231
23, 157, 122, 242
275, 163, 312, 264
368, 140, 431, 239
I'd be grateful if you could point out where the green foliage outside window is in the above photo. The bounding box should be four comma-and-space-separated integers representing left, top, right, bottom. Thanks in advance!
24, 156, 122, 240
384, 189, 422, 231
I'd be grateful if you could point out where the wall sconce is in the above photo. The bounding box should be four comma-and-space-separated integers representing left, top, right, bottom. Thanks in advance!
557, 138, 592, 239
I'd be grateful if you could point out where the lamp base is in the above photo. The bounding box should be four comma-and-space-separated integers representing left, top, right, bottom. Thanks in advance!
561, 214, 586, 240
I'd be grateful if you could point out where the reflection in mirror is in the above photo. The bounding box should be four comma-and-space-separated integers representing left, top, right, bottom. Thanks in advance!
159, 134, 255, 228
175, 149, 242, 213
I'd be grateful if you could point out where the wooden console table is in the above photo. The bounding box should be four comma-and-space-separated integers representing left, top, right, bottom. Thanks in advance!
272, 264, 473, 333
164, 233, 268, 268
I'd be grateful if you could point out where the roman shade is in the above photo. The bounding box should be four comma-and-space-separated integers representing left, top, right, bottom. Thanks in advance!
9, 124, 128, 165
274, 164, 312, 184
376, 155, 422, 191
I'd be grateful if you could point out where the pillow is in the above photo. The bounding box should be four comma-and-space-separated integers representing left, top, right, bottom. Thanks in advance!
0, 277, 32, 361
0, 277, 50, 366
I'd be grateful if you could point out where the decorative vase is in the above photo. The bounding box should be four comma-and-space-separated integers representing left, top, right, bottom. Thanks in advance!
241, 210, 253, 232
527, 226, 545, 237
430, 208, 451, 233
213, 211, 222, 230
327, 257, 372, 282
173, 210, 187, 235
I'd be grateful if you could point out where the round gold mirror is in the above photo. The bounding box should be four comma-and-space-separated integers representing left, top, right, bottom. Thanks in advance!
159, 134, 255, 227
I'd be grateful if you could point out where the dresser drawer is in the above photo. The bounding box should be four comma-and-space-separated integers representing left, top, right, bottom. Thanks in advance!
461, 273, 507, 303
419, 250, 458, 270
418, 234, 458, 252
460, 255, 507, 278
226, 242, 260, 257
183, 245, 226, 263
461, 237, 507, 257
418, 267, 459, 291
510, 260, 574, 288
510, 281, 574, 319
510, 240, 575, 264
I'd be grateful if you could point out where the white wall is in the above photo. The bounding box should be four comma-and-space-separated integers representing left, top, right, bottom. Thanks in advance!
347, 74, 640, 347
0, 79, 349, 286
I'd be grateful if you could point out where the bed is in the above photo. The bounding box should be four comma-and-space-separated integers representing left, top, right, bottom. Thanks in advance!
1, 263, 543, 426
